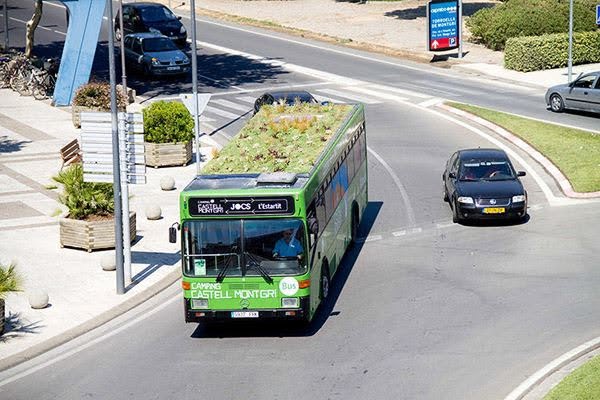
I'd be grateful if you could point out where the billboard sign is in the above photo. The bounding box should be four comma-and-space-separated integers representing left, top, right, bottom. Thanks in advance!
428, 0, 460, 52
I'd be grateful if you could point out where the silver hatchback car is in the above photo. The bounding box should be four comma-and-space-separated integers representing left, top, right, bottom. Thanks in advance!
545, 71, 600, 113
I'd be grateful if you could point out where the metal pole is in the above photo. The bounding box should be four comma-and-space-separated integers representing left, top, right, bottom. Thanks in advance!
190, 0, 201, 175
116, 1, 132, 287
119, 0, 127, 97
107, 0, 125, 295
3, 0, 8, 51
458, 0, 463, 59
568, 0, 573, 83
119, 115, 132, 286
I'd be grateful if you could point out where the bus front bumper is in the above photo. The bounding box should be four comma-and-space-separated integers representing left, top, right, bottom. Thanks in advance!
184, 297, 310, 323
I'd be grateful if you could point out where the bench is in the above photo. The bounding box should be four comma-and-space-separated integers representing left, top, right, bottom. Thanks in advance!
60, 138, 81, 170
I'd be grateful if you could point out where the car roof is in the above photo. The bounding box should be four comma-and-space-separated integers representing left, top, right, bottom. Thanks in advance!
264, 90, 315, 100
127, 2, 168, 9
457, 148, 508, 160
125, 32, 167, 39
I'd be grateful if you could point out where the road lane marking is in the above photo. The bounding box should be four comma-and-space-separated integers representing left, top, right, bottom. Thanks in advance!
418, 98, 444, 108
367, 147, 417, 226
316, 88, 381, 104
211, 99, 252, 112
366, 83, 431, 99
342, 86, 408, 102
204, 105, 240, 119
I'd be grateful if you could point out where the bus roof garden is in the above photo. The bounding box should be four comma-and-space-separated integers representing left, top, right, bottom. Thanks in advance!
200, 103, 354, 175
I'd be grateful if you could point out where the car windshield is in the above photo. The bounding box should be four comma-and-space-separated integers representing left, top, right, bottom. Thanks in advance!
459, 160, 515, 181
274, 94, 315, 105
139, 6, 177, 22
182, 219, 307, 278
142, 37, 177, 52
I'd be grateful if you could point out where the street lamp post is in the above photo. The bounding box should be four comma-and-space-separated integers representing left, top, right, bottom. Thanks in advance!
568, 0, 574, 83
3, 0, 8, 51
119, 0, 127, 96
190, 0, 201, 175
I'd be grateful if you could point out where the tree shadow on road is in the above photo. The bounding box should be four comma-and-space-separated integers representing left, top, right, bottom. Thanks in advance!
189, 201, 383, 339
384, 2, 496, 20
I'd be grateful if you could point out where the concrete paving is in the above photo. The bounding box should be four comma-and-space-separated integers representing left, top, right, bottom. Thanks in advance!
1, 2, 600, 397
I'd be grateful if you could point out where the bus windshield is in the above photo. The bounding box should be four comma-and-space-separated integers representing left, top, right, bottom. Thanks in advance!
183, 219, 307, 278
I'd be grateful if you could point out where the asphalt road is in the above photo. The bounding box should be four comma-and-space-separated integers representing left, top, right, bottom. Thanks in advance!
1, 2, 600, 400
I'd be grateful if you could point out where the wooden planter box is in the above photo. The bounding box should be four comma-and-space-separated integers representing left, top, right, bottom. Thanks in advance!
145, 140, 192, 168
59, 212, 136, 252
0, 299, 5, 336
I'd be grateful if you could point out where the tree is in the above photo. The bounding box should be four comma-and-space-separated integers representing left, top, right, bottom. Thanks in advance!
25, 0, 43, 59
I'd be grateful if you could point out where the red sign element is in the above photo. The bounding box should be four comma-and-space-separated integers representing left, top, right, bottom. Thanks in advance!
429, 37, 457, 51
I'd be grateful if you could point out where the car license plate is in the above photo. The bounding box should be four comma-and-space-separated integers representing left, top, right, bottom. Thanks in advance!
231, 311, 259, 318
167, 66, 180, 71
483, 207, 505, 214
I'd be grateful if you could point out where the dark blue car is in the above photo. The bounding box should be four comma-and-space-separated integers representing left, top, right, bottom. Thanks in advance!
443, 148, 528, 223
115, 2, 187, 48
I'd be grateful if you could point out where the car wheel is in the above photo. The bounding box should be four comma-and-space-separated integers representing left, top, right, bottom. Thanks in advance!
550, 94, 565, 112
443, 187, 449, 202
143, 64, 152, 77
452, 198, 462, 223
115, 28, 122, 41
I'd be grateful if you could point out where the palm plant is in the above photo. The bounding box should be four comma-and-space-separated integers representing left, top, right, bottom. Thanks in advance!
0, 261, 22, 335
52, 163, 114, 220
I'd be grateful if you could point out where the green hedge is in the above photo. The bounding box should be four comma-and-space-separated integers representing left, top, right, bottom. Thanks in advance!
505, 31, 600, 72
467, 0, 598, 51
143, 101, 194, 144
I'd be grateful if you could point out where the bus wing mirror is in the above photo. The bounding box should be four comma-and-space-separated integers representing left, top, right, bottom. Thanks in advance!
169, 222, 180, 243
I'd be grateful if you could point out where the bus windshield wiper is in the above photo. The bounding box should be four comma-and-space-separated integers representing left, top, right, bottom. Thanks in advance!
216, 253, 234, 283
245, 252, 273, 284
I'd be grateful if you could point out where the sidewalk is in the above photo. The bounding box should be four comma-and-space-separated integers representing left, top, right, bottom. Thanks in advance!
0, 88, 213, 370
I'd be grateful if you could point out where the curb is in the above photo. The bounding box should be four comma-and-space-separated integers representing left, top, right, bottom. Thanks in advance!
504, 336, 600, 400
0, 268, 181, 372
438, 104, 600, 199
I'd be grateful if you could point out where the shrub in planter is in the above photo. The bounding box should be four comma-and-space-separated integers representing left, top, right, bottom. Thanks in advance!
71, 82, 127, 128
0, 261, 22, 336
143, 101, 194, 167
52, 164, 135, 251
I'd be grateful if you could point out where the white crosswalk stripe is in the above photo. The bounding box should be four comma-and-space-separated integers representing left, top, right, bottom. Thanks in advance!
366, 83, 431, 99
312, 93, 350, 104
315, 88, 382, 104
204, 105, 241, 120
343, 86, 408, 102
211, 99, 252, 112
235, 96, 258, 104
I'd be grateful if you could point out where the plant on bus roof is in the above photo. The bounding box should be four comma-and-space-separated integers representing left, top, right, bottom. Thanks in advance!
201, 103, 352, 174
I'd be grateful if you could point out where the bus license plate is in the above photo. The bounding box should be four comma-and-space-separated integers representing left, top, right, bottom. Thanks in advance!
231, 311, 259, 318
483, 207, 505, 214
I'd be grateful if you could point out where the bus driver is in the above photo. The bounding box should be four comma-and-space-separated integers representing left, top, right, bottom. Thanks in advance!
272, 229, 304, 260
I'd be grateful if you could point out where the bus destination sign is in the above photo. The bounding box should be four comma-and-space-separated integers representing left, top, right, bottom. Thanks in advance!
189, 197, 295, 216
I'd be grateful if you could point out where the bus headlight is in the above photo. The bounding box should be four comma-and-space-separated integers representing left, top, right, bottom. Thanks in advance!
282, 298, 299, 308
191, 299, 208, 309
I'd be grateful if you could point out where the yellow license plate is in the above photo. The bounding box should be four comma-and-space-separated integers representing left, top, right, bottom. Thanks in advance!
483, 207, 505, 214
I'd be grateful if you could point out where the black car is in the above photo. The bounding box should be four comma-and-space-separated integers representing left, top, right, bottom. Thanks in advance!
254, 90, 318, 114
115, 2, 187, 48
442, 148, 527, 223
123, 33, 190, 77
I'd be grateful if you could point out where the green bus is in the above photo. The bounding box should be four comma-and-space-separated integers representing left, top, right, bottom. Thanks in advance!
170, 103, 367, 323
